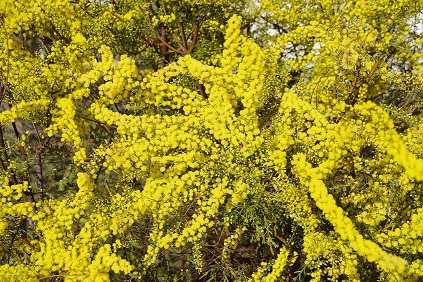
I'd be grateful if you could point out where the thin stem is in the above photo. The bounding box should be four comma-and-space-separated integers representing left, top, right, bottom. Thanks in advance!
179, 21, 188, 51
155, 31, 184, 55
365, 56, 383, 84
198, 83, 207, 99
186, 20, 200, 54
0, 126, 18, 184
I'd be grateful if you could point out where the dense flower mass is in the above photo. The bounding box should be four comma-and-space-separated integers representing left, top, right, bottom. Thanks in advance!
0, 0, 423, 281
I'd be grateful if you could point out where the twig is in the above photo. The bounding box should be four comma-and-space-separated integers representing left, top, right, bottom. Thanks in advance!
74, 114, 114, 136
0, 126, 18, 185
155, 28, 184, 55
179, 21, 188, 51
38, 37, 51, 55
186, 20, 200, 54
111, 0, 119, 10
365, 56, 383, 84
0, 29, 11, 103
198, 83, 207, 99
48, 20, 69, 46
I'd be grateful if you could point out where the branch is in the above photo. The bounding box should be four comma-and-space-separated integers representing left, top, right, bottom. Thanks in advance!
48, 21, 69, 46
179, 21, 188, 51
39, 37, 51, 55
155, 29, 184, 55
198, 83, 207, 99
348, 57, 363, 105
111, 0, 119, 10
186, 20, 200, 54
34, 150, 43, 195
0, 126, 18, 185
12, 34, 35, 55
74, 114, 114, 136
365, 56, 384, 84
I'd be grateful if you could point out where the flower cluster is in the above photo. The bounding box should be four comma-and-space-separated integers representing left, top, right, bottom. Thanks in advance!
1, 1, 423, 281
248, 247, 289, 282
